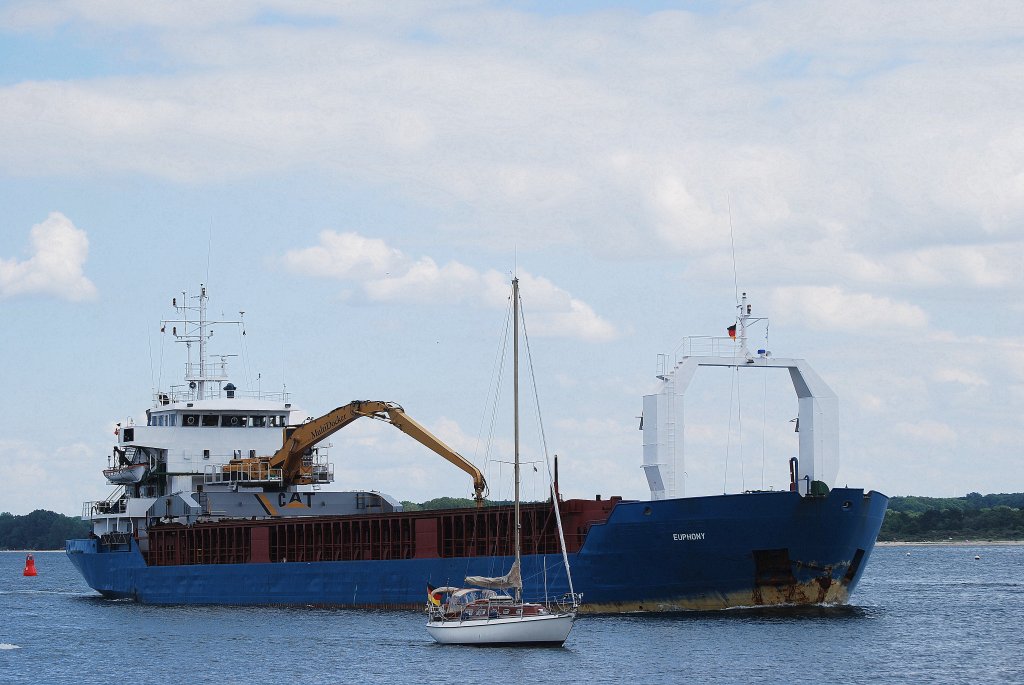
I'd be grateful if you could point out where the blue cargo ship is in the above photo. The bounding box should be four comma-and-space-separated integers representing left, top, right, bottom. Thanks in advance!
66, 287, 887, 611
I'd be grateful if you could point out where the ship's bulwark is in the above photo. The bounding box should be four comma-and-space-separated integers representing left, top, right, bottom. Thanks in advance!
66, 488, 887, 612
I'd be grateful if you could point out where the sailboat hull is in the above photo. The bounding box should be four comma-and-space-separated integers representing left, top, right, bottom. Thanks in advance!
426, 612, 575, 646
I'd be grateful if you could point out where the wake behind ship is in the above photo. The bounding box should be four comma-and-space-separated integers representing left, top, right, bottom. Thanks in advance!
67, 286, 887, 611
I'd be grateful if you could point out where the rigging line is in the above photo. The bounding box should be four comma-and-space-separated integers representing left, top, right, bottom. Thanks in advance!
761, 364, 768, 490
728, 195, 739, 306
757, 319, 771, 490
737, 366, 744, 491
157, 322, 166, 394
237, 322, 252, 392
520, 293, 576, 599
479, 295, 512, 480
725, 367, 736, 494
206, 222, 213, 289
148, 324, 156, 400
519, 299, 549, 468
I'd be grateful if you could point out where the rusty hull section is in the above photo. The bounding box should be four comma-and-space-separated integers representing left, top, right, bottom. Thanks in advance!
580, 562, 856, 614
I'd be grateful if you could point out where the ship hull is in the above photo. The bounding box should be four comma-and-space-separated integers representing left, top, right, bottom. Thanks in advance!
66, 487, 887, 612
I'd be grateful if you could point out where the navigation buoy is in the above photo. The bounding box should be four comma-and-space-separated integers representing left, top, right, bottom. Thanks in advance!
23, 554, 37, 577
974, 555, 981, 560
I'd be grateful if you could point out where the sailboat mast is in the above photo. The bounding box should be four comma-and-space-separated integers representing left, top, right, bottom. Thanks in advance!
513, 277, 522, 602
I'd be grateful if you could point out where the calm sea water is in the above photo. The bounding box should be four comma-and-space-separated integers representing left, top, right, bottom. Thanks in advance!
1, 546, 1021, 684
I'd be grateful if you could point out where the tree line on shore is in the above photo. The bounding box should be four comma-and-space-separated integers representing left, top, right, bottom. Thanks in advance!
0, 510, 91, 550
3, 492, 1022, 549
879, 492, 1024, 541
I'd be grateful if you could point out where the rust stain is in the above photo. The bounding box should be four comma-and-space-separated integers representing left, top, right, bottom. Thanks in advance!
578, 580, 851, 613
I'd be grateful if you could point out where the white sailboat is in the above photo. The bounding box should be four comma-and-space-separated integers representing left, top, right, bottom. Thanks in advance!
425, 277, 580, 646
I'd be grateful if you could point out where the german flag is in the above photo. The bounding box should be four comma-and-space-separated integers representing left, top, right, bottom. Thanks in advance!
427, 583, 441, 606
727, 324, 737, 339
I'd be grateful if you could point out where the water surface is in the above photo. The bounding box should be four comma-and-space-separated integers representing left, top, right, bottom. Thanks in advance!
1, 546, 1020, 684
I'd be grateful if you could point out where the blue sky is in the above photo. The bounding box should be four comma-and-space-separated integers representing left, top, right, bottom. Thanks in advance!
1, 1, 1021, 515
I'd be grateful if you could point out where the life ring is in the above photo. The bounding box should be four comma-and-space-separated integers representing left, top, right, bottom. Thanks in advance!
230, 416, 239, 426
186, 416, 196, 426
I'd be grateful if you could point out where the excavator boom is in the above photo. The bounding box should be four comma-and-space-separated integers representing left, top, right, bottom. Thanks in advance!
262, 400, 488, 506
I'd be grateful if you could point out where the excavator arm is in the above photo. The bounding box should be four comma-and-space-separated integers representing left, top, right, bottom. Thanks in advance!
249, 400, 488, 506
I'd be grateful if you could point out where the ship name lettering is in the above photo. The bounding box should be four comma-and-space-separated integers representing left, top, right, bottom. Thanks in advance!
278, 492, 314, 507
672, 533, 705, 541
310, 415, 345, 440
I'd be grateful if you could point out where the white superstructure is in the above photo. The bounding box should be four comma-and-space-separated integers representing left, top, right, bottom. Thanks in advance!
84, 286, 400, 548
642, 292, 839, 500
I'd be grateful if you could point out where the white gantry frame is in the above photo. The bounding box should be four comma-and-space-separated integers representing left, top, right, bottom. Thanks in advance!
643, 354, 838, 499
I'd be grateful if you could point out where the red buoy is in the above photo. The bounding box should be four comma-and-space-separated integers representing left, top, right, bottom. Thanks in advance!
23, 553, 37, 577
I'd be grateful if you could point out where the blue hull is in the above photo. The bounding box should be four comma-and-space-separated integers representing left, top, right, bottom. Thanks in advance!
66, 488, 887, 612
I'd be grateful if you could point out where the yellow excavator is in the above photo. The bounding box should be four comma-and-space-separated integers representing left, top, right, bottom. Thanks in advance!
221, 400, 489, 507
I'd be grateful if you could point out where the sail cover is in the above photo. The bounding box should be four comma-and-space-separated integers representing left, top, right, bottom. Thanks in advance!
464, 559, 522, 590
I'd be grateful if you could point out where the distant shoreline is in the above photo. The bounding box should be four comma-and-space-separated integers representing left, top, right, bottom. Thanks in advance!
877, 540, 1024, 546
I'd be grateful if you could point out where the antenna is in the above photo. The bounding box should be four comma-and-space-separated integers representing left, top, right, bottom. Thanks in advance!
728, 195, 739, 306
160, 285, 244, 403
206, 223, 213, 287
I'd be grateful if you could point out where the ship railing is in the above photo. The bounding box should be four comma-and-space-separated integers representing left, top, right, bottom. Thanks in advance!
83, 498, 128, 518
184, 362, 228, 381
157, 386, 291, 404
308, 462, 334, 484
204, 463, 284, 485
99, 531, 132, 546
671, 335, 741, 360
303, 450, 334, 484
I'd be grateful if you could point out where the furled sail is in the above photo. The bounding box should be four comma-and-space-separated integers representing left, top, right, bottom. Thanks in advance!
464, 558, 522, 590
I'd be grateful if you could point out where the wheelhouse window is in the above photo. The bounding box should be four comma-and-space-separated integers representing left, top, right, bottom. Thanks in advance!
268, 415, 286, 427
221, 415, 247, 428
182, 414, 199, 427
201, 414, 219, 427
251, 416, 267, 428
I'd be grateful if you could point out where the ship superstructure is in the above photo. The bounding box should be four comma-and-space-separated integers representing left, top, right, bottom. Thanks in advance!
86, 286, 411, 552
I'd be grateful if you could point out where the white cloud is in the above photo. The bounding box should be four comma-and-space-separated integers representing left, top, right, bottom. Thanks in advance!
0, 2, 1022, 502
853, 392, 884, 413
282, 231, 407, 280
283, 231, 618, 341
894, 420, 958, 444
770, 286, 928, 332
365, 258, 506, 306
847, 243, 1023, 289
0, 439, 108, 516
0, 213, 97, 301
0, 1, 451, 32
2, 2, 1023, 261
934, 368, 989, 388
